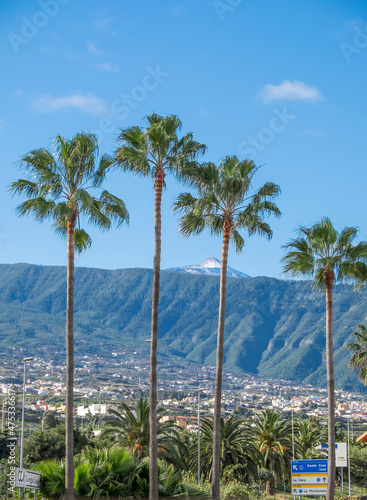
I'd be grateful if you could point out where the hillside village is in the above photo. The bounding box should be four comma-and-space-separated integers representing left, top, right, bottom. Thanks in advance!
2, 346, 367, 432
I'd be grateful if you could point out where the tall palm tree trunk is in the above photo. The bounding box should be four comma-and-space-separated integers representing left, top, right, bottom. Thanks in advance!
149, 168, 164, 500
65, 215, 76, 500
212, 221, 231, 500
325, 271, 335, 500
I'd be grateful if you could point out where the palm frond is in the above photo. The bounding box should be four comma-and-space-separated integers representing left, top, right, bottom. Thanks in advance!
74, 229, 92, 254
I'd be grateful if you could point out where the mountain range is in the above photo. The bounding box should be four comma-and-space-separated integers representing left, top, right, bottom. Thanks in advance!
0, 262, 366, 392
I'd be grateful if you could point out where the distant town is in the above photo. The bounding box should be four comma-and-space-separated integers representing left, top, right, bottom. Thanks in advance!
2, 342, 367, 433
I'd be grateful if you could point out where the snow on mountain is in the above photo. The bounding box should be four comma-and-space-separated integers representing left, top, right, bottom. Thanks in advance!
165, 257, 250, 278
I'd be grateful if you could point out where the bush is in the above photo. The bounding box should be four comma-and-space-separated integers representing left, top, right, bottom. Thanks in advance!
221, 481, 250, 500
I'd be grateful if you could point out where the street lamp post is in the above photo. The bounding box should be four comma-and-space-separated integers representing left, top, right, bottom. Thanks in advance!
197, 387, 205, 484
20, 357, 33, 469
347, 416, 351, 498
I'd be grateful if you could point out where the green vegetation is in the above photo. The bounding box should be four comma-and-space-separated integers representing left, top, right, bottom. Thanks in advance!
34, 448, 206, 499
252, 409, 293, 496
101, 398, 187, 470
6, 407, 367, 499
188, 416, 260, 483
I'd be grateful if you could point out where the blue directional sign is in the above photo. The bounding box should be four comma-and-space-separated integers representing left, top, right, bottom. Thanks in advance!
291, 460, 328, 474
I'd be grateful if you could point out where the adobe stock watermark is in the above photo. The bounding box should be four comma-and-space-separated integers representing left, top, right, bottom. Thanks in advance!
340, 22, 367, 63
8, 0, 71, 54
213, 0, 243, 22
91, 65, 169, 142
238, 107, 295, 159
6, 389, 17, 494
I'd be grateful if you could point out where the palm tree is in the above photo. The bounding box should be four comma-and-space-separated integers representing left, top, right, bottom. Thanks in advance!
115, 114, 206, 500
101, 398, 187, 469
10, 133, 129, 500
252, 409, 293, 496
345, 324, 367, 385
174, 156, 280, 499
296, 420, 321, 459
189, 416, 260, 483
102, 398, 151, 456
282, 217, 367, 500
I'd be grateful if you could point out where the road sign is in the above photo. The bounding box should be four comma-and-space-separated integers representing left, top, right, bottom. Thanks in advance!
336, 442, 347, 467
291, 460, 328, 496
316, 442, 348, 467
292, 485, 328, 496
14, 468, 41, 489
292, 473, 328, 485
291, 459, 328, 474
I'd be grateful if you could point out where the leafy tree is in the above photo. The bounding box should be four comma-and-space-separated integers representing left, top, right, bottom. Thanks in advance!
346, 324, 367, 385
43, 410, 58, 430
252, 409, 293, 496
189, 416, 260, 484
10, 132, 129, 499
174, 156, 280, 499
115, 114, 205, 500
282, 217, 367, 500
24, 428, 65, 463
0, 433, 9, 460
349, 443, 367, 486
24, 424, 94, 463
101, 398, 188, 470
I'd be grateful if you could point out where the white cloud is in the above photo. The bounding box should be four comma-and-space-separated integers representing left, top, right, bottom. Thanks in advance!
87, 42, 102, 56
92, 62, 119, 73
31, 93, 109, 116
258, 80, 324, 104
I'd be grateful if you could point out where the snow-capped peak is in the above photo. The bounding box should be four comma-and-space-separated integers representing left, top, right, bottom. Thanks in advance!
165, 257, 250, 278
199, 257, 221, 269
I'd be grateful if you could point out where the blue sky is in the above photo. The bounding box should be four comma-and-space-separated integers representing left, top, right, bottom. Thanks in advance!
1, 0, 367, 278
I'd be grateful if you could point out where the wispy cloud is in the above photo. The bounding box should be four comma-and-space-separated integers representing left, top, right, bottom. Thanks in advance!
30, 93, 109, 115
87, 42, 102, 56
92, 62, 119, 73
301, 129, 326, 139
92, 16, 117, 36
258, 80, 324, 104
0, 119, 8, 133
198, 106, 210, 117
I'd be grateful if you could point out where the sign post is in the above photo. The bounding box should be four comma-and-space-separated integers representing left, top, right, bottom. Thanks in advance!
15, 468, 41, 489
291, 459, 328, 497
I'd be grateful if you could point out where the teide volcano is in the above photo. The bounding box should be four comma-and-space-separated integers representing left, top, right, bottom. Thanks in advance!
165, 257, 250, 278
